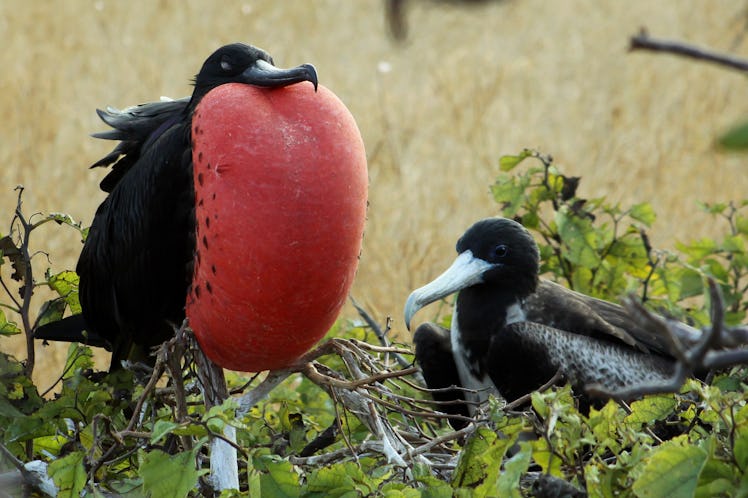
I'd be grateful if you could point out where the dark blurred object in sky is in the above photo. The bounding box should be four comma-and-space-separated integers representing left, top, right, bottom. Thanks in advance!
385, 0, 502, 41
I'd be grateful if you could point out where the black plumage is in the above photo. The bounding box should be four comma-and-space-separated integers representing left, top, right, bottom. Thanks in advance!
35, 44, 318, 370
404, 217, 695, 426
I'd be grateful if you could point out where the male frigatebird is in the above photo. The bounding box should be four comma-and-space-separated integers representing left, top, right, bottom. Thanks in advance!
404, 217, 697, 426
36, 43, 368, 372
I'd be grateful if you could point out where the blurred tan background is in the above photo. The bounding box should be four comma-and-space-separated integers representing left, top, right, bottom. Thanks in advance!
2, 0, 747, 386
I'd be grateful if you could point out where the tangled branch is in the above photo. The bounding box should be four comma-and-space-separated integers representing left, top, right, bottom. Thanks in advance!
587, 279, 748, 399
231, 335, 476, 477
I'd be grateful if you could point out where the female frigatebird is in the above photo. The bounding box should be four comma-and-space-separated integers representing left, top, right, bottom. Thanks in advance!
36, 43, 368, 372
404, 217, 697, 426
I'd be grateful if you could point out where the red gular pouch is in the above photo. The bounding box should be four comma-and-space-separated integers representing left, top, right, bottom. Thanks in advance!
188, 82, 368, 372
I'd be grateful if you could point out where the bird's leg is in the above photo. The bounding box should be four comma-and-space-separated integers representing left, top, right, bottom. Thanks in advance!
190, 326, 238, 492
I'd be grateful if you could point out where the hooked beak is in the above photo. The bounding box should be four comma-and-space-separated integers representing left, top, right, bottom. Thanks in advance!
404, 250, 496, 331
242, 59, 319, 91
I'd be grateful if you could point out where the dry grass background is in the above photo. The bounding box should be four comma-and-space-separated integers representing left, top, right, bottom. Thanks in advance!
2, 0, 748, 386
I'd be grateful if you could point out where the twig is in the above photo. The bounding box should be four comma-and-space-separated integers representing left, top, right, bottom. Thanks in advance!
349, 339, 414, 356
10, 186, 37, 379
116, 430, 153, 440
350, 296, 415, 372
126, 359, 166, 433
40, 346, 93, 398
289, 441, 386, 466
303, 362, 419, 390
358, 389, 475, 423
290, 444, 364, 466
299, 422, 339, 457
630, 28, 748, 73
504, 370, 564, 411
226, 337, 478, 476
88, 353, 167, 480
405, 423, 476, 458
163, 324, 192, 451
199, 422, 249, 459
306, 340, 435, 468
229, 371, 262, 395
236, 368, 296, 417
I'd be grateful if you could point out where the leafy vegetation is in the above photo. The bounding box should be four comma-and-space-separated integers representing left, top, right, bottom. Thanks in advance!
2, 154, 748, 496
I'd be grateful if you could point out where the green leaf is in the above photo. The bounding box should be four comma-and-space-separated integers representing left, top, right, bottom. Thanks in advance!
491, 175, 528, 217
624, 395, 677, 429
35, 299, 67, 328
530, 390, 550, 419
412, 462, 453, 497
697, 201, 728, 215
521, 210, 540, 230
495, 441, 532, 497
139, 449, 202, 498
498, 150, 532, 171
206, 415, 225, 434
150, 420, 180, 444
62, 343, 94, 378
677, 238, 718, 261
453, 426, 516, 492
711, 373, 743, 392
555, 208, 600, 268
718, 119, 748, 150
736, 214, 748, 236
588, 400, 625, 453
721, 234, 746, 254
676, 268, 705, 300
499, 154, 524, 171
452, 426, 499, 488
629, 202, 656, 227
47, 212, 80, 228
256, 455, 301, 497
381, 483, 426, 497
0, 396, 24, 417
734, 422, 748, 471
695, 455, 738, 498
702, 258, 729, 282
172, 424, 209, 438
47, 270, 81, 314
0, 308, 20, 336
47, 451, 86, 498
287, 412, 307, 453
632, 435, 708, 498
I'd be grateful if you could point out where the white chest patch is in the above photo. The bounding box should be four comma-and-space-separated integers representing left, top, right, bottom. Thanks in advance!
450, 309, 500, 413
505, 302, 526, 324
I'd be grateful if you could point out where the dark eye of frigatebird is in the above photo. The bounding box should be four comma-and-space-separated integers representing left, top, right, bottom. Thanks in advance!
491, 244, 509, 260
219, 57, 234, 73
216, 49, 273, 77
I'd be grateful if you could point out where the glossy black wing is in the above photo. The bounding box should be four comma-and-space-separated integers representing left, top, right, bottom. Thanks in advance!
91, 98, 190, 193
526, 280, 701, 356
77, 119, 196, 367
486, 321, 675, 403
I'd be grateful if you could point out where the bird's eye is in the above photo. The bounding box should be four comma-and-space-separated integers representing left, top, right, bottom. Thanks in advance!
492, 244, 509, 259
220, 58, 233, 72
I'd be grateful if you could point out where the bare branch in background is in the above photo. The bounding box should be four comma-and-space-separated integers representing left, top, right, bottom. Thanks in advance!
630, 28, 748, 72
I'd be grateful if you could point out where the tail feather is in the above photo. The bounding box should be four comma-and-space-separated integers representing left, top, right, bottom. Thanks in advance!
34, 314, 111, 350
